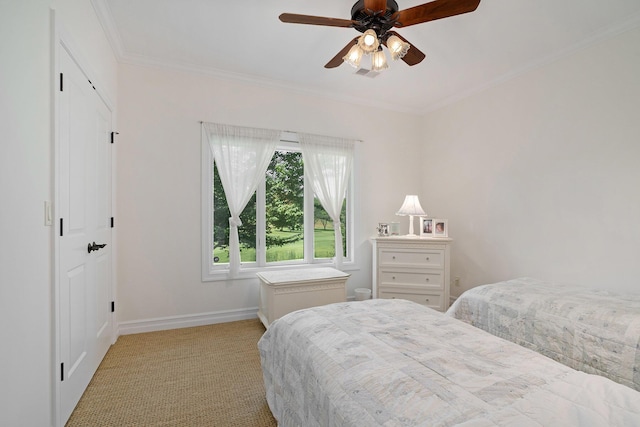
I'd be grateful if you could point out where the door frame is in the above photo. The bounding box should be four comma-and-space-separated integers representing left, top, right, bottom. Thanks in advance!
51, 10, 117, 427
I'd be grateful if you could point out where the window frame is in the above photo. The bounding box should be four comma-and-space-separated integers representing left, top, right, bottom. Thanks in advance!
201, 132, 356, 282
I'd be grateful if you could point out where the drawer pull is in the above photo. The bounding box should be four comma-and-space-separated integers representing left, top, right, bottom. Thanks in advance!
392, 276, 396, 280
426, 257, 430, 261
392, 256, 396, 260
425, 277, 430, 282
425, 298, 430, 302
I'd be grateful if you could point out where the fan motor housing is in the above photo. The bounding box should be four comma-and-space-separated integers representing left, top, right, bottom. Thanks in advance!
350, 0, 399, 35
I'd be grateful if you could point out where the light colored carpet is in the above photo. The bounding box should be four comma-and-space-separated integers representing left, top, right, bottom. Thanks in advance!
65, 318, 277, 426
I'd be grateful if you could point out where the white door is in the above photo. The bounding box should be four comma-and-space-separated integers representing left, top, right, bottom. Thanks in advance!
92, 86, 113, 366
57, 45, 113, 425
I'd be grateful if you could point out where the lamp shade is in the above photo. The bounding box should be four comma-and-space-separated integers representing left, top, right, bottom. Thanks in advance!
371, 49, 388, 72
396, 195, 426, 216
343, 44, 364, 68
358, 29, 380, 53
386, 35, 410, 60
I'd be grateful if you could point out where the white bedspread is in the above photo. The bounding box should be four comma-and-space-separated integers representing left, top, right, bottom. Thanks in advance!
446, 277, 640, 391
258, 299, 640, 426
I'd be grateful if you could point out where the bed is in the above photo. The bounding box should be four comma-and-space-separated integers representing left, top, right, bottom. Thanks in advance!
446, 277, 640, 391
258, 298, 640, 426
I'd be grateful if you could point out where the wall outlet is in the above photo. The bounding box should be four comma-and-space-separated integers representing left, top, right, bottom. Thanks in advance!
454, 277, 460, 287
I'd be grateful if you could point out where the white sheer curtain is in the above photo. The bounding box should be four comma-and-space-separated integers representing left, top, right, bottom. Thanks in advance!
299, 133, 355, 268
203, 122, 279, 277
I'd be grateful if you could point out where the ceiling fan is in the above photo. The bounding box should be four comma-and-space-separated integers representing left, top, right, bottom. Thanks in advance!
279, 0, 481, 70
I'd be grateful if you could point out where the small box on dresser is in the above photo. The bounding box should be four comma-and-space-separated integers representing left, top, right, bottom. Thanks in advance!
372, 236, 452, 312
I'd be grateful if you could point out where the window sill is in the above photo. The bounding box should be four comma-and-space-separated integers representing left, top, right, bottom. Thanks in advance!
202, 260, 359, 283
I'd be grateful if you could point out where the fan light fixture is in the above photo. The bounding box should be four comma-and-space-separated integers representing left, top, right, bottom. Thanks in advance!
342, 29, 410, 72
371, 49, 388, 72
358, 29, 380, 53
396, 195, 426, 237
386, 35, 410, 60
344, 44, 364, 68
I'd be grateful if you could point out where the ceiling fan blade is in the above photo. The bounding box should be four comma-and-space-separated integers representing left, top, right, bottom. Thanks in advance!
363, 0, 388, 15
393, 0, 481, 27
279, 13, 356, 28
384, 31, 426, 66
325, 37, 359, 69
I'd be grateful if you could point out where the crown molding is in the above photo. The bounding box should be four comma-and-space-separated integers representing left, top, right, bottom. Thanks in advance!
90, 0, 126, 59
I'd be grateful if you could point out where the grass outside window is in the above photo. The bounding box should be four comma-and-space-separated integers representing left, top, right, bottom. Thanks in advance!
213, 227, 336, 263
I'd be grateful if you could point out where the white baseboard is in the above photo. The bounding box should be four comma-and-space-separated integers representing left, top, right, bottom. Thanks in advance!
117, 307, 259, 336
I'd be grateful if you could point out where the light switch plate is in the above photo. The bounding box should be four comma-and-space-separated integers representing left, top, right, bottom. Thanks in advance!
45, 201, 52, 226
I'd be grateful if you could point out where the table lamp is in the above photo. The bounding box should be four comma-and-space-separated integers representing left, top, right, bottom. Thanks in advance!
395, 195, 426, 237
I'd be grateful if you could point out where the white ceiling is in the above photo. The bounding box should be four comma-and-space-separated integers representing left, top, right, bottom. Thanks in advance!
93, 0, 640, 114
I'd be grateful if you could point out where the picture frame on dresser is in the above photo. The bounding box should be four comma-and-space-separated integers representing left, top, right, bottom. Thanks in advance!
377, 223, 389, 237
434, 219, 448, 237
420, 218, 434, 237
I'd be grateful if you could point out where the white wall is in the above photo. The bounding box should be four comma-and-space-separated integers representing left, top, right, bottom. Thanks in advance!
421, 27, 640, 295
0, 1, 117, 425
115, 63, 422, 326
0, 2, 52, 425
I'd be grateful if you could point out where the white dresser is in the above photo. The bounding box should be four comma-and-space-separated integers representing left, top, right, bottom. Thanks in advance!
256, 267, 349, 328
372, 236, 452, 312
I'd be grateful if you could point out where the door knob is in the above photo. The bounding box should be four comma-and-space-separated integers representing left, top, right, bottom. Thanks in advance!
87, 242, 107, 253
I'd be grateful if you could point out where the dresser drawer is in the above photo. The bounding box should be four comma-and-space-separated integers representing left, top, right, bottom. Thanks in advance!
379, 249, 444, 268
379, 270, 443, 289
378, 288, 443, 310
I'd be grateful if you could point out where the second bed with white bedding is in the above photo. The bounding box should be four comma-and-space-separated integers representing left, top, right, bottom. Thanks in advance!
446, 277, 640, 391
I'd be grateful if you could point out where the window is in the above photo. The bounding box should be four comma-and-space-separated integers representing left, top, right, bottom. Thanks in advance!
202, 138, 354, 280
